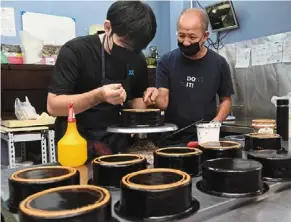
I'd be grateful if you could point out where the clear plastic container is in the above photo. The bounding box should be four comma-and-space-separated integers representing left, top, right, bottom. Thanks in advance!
196, 121, 221, 145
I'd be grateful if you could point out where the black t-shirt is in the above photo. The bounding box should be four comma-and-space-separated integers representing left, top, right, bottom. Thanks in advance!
48, 35, 149, 142
156, 48, 234, 130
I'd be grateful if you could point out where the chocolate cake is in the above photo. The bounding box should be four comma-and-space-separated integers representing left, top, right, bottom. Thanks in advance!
121, 109, 162, 127
197, 158, 268, 197
244, 133, 281, 151
154, 147, 202, 176
247, 150, 291, 181
8, 166, 80, 213
19, 185, 112, 222
115, 168, 199, 221
199, 141, 242, 162
91, 154, 147, 189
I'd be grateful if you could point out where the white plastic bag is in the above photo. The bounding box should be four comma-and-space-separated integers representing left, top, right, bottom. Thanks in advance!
271, 92, 291, 110
14, 97, 39, 120
19, 31, 43, 64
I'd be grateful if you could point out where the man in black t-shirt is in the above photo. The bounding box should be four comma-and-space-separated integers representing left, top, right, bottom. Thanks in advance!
144, 8, 234, 145
47, 1, 157, 156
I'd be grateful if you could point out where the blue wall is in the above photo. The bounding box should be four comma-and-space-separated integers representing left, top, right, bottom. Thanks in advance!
1, 0, 181, 55
1, 1, 113, 44
193, 1, 291, 44
3, 1, 290, 56
1, 0, 191, 55
169, 0, 191, 50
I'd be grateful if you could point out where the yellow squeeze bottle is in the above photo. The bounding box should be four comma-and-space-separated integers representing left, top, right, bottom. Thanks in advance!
58, 102, 87, 167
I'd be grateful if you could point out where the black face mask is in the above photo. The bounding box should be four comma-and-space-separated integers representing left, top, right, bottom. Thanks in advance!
108, 36, 137, 62
178, 41, 201, 57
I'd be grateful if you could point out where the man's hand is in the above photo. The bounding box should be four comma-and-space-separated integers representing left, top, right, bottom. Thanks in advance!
100, 84, 127, 105
213, 96, 232, 122
143, 87, 159, 106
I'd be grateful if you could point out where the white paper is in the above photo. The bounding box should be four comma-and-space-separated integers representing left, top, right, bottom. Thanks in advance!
235, 48, 251, 68
282, 40, 291, 63
251, 44, 267, 66
22, 12, 76, 46
1, 7, 16, 36
266, 41, 283, 64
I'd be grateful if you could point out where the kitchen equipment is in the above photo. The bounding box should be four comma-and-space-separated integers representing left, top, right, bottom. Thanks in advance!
154, 147, 202, 176
19, 185, 112, 222
197, 158, 268, 198
199, 141, 242, 162
114, 168, 199, 221
91, 154, 147, 189
271, 93, 291, 139
121, 109, 162, 127
244, 133, 281, 151
196, 121, 221, 144
276, 99, 289, 141
247, 150, 291, 182
8, 166, 79, 213
224, 135, 245, 145
58, 102, 87, 167
107, 123, 178, 166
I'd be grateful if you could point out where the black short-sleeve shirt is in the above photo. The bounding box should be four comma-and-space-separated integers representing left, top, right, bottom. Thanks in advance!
49, 34, 148, 98
156, 48, 234, 129
48, 35, 149, 141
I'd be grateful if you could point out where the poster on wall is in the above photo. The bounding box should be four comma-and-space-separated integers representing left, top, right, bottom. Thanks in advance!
282, 40, 291, 63
235, 48, 251, 68
1, 7, 16, 36
266, 41, 283, 64
22, 11, 76, 46
251, 44, 267, 66
89, 24, 104, 35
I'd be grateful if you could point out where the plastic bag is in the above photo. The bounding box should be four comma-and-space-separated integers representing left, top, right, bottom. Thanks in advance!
19, 31, 43, 64
14, 97, 39, 120
271, 92, 291, 110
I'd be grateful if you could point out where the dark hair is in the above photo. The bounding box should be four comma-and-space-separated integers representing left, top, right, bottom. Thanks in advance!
107, 1, 157, 52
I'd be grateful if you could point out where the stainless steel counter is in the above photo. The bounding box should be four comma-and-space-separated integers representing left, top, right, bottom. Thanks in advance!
2, 160, 291, 222
205, 188, 291, 222
221, 118, 254, 134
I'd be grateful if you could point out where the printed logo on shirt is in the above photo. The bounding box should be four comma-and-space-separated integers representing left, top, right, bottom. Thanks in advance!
180, 76, 204, 88
128, 70, 135, 76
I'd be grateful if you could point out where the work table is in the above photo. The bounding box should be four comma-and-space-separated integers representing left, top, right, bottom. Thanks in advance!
2, 141, 291, 222
221, 117, 254, 134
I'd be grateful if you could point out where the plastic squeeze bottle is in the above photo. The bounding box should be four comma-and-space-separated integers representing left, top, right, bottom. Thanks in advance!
58, 102, 87, 167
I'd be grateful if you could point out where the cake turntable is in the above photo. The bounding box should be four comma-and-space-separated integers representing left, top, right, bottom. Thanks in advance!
107, 109, 177, 134
106, 109, 178, 165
